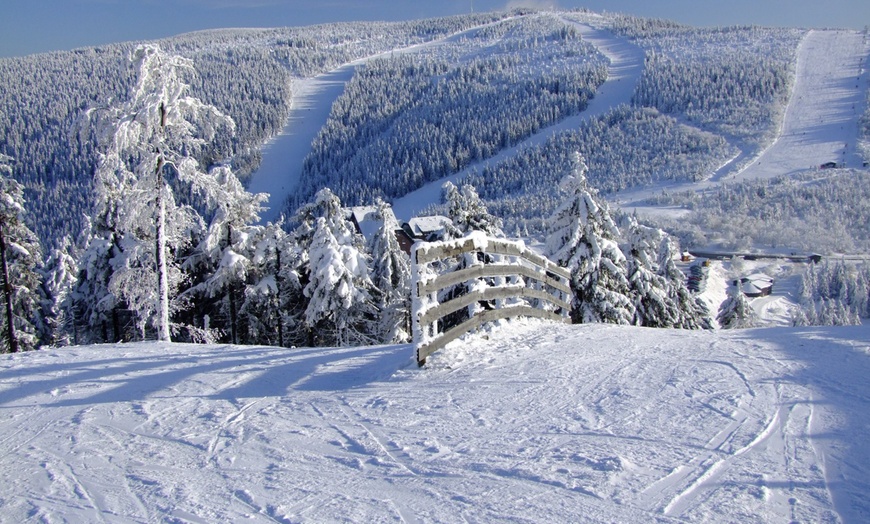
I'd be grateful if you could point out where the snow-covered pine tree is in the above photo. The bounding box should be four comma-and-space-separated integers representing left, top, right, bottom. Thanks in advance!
0, 155, 44, 352
183, 165, 267, 344
547, 153, 634, 324
38, 237, 79, 347
622, 216, 684, 328
304, 217, 377, 347
242, 221, 303, 347
92, 44, 235, 342
442, 181, 504, 237
717, 283, 758, 329
656, 232, 711, 329
73, 146, 131, 344
368, 199, 411, 343
289, 188, 376, 346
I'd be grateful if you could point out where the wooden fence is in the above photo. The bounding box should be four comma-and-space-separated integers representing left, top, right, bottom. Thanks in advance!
411, 233, 572, 366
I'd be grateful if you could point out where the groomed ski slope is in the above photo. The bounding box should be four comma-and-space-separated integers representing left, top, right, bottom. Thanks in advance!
730, 29, 870, 181
2, 320, 869, 522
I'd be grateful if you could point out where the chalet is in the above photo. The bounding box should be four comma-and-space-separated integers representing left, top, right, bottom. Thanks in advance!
346, 206, 381, 240
402, 215, 454, 242
345, 205, 414, 255
732, 274, 774, 298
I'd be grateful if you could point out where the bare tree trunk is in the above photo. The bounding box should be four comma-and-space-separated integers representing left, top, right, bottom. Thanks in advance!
155, 103, 171, 342
155, 155, 171, 342
276, 247, 284, 347
0, 222, 18, 353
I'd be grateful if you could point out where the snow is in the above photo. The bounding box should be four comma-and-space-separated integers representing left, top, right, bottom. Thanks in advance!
2, 320, 869, 522
245, 69, 354, 224
731, 30, 870, 181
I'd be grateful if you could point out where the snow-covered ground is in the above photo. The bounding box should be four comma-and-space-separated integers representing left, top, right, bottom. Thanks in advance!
246, 68, 355, 224
1, 321, 868, 522
731, 30, 870, 181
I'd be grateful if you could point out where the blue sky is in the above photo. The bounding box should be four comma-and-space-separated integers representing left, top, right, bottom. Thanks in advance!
1, 0, 867, 58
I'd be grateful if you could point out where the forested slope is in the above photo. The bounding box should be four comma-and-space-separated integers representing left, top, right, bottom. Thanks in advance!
0, 13, 507, 246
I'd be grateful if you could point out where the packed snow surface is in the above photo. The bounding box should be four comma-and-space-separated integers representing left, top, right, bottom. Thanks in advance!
732, 30, 870, 181
2, 320, 869, 522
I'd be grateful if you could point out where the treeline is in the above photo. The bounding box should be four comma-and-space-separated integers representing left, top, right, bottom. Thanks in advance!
649, 170, 870, 253
0, 12, 510, 250
610, 14, 802, 146
286, 14, 607, 212
795, 260, 870, 325
463, 105, 732, 236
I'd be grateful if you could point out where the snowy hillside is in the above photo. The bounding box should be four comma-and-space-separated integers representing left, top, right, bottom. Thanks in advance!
2, 320, 869, 522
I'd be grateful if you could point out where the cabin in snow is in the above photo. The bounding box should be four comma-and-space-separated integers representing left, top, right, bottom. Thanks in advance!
402, 215, 454, 243
345, 205, 415, 255
732, 274, 775, 297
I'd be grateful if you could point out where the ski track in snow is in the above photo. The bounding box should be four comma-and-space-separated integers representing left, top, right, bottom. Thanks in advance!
731, 30, 870, 181
1, 322, 869, 522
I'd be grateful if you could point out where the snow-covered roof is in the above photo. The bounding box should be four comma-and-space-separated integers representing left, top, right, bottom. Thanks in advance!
736, 274, 774, 286
405, 215, 452, 237
345, 205, 397, 241
734, 274, 774, 296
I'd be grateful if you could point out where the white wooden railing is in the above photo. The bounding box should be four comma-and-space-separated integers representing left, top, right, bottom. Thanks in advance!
411, 232, 572, 365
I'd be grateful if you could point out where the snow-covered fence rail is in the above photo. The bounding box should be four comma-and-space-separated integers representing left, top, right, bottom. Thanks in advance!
412, 233, 571, 365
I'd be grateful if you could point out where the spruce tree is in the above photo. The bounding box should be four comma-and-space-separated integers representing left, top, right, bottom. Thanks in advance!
0, 156, 44, 352
623, 217, 681, 328
717, 283, 758, 329
184, 165, 267, 344
289, 188, 376, 346
242, 222, 302, 347
546, 153, 634, 325
304, 217, 376, 347
38, 238, 79, 347
442, 181, 504, 237
368, 199, 411, 343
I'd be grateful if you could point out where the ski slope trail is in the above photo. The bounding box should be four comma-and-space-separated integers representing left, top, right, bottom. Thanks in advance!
613, 29, 870, 216
731, 29, 870, 181
2, 321, 869, 522
246, 19, 518, 223
392, 18, 645, 221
